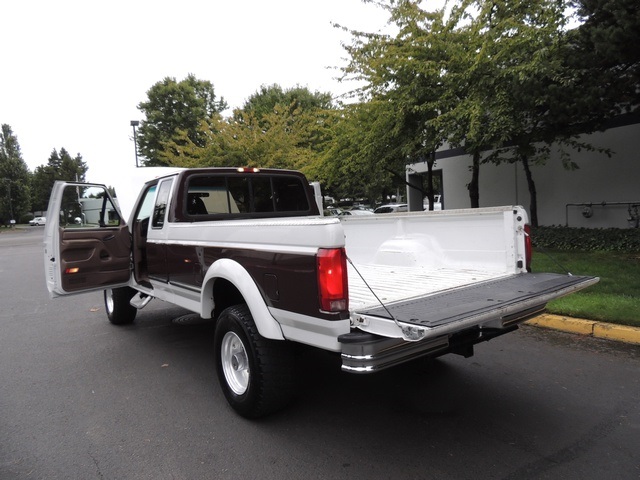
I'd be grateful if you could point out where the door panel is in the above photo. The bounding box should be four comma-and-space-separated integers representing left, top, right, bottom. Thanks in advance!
44, 181, 132, 297
59, 225, 131, 292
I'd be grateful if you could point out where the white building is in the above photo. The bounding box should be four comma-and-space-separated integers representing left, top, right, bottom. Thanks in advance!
406, 116, 640, 228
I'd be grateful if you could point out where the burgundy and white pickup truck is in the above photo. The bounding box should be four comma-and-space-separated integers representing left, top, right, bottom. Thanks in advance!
43, 167, 597, 418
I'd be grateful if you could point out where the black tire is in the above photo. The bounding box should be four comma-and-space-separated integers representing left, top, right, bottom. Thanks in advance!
214, 304, 295, 418
104, 287, 137, 325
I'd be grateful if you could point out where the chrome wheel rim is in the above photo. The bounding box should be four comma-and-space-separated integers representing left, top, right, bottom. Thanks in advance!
221, 331, 249, 395
105, 289, 114, 314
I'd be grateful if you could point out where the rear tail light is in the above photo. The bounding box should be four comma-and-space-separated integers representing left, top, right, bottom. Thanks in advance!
524, 224, 532, 272
317, 248, 349, 312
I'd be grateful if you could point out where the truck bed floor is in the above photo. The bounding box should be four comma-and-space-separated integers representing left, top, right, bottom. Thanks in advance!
348, 263, 504, 311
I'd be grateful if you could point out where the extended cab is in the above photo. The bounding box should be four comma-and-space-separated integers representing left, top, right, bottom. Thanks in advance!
43, 167, 598, 418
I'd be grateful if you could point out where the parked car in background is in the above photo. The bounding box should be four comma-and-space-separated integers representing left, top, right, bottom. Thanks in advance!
323, 206, 343, 216
29, 217, 46, 226
340, 209, 374, 216
374, 204, 408, 214
349, 205, 374, 212
424, 195, 443, 211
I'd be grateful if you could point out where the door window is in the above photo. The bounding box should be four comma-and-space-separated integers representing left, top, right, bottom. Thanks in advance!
135, 185, 157, 222
152, 179, 173, 228
59, 185, 122, 228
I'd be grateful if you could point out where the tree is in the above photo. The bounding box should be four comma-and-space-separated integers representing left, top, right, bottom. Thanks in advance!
561, 0, 640, 126
31, 149, 88, 213
160, 84, 336, 182
438, 0, 627, 225
239, 84, 334, 125
464, 0, 622, 226
137, 74, 228, 166
431, 0, 580, 218
161, 103, 333, 176
233, 84, 337, 162
337, 0, 624, 221
0, 124, 31, 223
335, 2, 461, 208
315, 102, 401, 204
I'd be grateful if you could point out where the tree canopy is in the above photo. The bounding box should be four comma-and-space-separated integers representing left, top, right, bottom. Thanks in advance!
160, 85, 335, 178
31, 148, 88, 213
0, 124, 31, 223
566, 0, 640, 119
332, 0, 631, 222
333, 2, 467, 207
136, 74, 228, 166
239, 84, 334, 124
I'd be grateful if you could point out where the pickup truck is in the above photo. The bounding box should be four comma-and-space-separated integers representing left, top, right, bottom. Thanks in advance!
43, 167, 598, 418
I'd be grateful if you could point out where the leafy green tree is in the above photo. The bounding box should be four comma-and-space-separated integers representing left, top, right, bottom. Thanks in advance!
234, 84, 336, 161
161, 103, 333, 177
563, 0, 640, 124
426, 0, 580, 218
31, 148, 88, 213
0, 124, 31, 223
239, 84, 334, 124
160, 84, 336, 181
332, 2, 455, 207
337, 0, 623, 222
314, 102, 400, 205
456, 0, 617, 226
434, 0, 622, 224
137, 74, 228, 166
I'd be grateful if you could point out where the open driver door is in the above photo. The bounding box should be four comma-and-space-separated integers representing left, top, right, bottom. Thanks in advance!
43, 182, 132, 297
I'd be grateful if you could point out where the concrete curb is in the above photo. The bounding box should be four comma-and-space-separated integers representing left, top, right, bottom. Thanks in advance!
525, 314, 640, 345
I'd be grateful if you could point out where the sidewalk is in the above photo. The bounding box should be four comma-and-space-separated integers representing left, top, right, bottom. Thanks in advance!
526, 314, 640, 345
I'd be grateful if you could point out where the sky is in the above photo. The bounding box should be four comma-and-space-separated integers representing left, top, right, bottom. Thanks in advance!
1, 0, 389, 189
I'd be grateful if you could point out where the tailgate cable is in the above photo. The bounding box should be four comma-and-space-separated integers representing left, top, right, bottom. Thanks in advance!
524, 230, 573, 276
346, 256, 428, 341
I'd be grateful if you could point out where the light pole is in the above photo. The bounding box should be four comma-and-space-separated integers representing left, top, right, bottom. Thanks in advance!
130, 120, 140, 168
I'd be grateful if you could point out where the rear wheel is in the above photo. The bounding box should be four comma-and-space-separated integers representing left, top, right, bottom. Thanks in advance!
214, 304, 295, 418
104, 287, 137, 325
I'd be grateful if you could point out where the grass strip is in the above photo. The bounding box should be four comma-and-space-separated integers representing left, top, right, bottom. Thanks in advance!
531, 249, 640, 327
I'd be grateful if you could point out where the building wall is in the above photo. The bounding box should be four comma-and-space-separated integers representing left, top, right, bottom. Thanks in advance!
407, 121, 640, 228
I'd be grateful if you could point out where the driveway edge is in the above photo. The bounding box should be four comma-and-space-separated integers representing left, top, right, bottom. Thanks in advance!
526, 314, 640, 345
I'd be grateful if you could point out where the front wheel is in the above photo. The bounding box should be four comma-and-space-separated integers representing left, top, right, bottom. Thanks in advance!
104, 287, 137, 325
214, 304, 295, 418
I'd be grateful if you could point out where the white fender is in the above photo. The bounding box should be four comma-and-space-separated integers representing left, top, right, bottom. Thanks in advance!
200, 258, 285, 340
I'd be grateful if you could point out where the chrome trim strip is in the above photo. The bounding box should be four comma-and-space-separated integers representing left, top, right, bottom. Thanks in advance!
340, 335, 450, 373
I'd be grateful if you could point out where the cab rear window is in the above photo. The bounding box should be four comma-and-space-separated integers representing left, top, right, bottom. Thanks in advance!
184, 174, 311, 220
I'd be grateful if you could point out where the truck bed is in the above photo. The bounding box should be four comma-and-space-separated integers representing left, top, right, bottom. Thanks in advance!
340, 208, 598, 344
348, 263, 503, 311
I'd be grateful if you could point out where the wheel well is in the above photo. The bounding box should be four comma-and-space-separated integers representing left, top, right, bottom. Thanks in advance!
212, 278, 246, 320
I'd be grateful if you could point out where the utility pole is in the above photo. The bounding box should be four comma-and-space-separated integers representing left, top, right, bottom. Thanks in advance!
130, 120, 140, 168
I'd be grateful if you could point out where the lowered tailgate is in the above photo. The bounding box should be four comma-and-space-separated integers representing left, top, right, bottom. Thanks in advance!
350, 272, 599, 341
340, 272, 598, 373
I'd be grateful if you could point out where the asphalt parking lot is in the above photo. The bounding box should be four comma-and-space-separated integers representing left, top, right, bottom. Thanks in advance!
1, 228, 639, 479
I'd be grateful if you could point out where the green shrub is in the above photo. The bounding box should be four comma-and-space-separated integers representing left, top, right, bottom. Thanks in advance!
20, 213, 35, 224
531, 226, 640, 252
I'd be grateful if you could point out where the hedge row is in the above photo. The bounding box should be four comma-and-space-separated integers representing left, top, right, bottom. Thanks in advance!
531, 226, 640, 252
